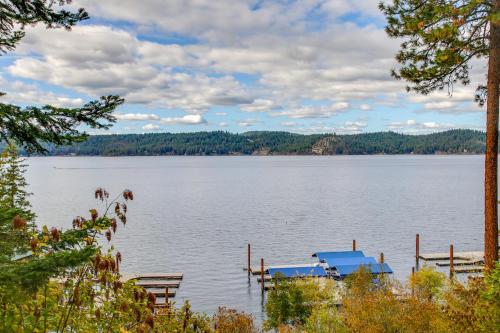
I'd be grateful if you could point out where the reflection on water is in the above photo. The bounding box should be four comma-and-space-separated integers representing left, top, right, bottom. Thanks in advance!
26, 155, 483, 318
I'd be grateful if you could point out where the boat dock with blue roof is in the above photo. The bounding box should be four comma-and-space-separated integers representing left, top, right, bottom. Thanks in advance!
248, 245, 393, 291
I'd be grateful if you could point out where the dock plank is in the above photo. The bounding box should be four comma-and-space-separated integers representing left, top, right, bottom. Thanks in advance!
435, 259, 483, 267
454, 265, 484, 274
135, 281, 181, 288
143, 288, 176, 298
123, 273, 183, 281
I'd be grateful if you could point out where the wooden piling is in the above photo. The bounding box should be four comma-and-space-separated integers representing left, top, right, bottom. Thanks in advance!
247, 243, 251, 276
379, 252, 384, 264
165, 287, 169, 305
411, 267, 415, 296
352, 239, 356, 251
416, 233, 420, 271
449, 244, 454, 279
260, 258, 265, 293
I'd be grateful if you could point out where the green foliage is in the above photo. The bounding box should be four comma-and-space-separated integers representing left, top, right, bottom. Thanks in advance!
410, 265, 446, 299
264, 266, 500, 333
0, 144, 34, 261
379, 0, 493, 97
26, 129, 490, 156
212, 307, 258, 333
0, 95, 124, 153
0, 143, 34, 219
0, 1, 124, 154
303, 304, 347, 333
264, 276, 338, 330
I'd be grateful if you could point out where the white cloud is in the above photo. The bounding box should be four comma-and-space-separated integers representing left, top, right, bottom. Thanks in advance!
142, 123, 160, 131
215, 112, 228, 116
4, 0, 487, 129
340, 120, 367, 134
238, 119, 261, 127
387, 119, 457, 133
160, 114, 207, 125
240, 99, 278, 112
219, 122, 229, 127
273, 102, 349, 119
0, 75, 84, 108
360, 104, 371, 111
281, 121, 297, 127
115, 113, 160, 121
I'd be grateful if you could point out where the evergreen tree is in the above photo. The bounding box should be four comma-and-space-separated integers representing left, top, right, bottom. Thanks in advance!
0, 144, 34, 260
0, 143, 35, 220
0, 0, 124, 153
380, 0, 500, 270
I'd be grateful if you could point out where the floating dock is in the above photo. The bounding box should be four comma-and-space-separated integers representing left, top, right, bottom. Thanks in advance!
123, 272, 183, 307
415, 234, 485, 276
419, 251, 483, 262
248, 244, 393, 294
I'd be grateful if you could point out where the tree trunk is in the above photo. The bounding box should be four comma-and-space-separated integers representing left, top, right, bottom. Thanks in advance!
484, 0, 500, 272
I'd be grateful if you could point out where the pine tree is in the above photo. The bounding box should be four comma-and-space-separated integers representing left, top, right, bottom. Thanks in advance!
0, 144, 34, 259
380, 0, 500, 270
0, 1, 124, 153
0, 143, 35, 221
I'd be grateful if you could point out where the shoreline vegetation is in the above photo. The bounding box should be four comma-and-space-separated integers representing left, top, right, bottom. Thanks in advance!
25, 129, 488, 157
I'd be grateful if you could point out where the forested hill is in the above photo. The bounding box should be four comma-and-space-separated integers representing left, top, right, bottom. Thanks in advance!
34, 129, 486, 156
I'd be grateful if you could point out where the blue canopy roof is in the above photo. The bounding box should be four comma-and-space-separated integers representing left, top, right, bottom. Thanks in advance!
268, 266, 328, 278
323, 256, 378, 267
333, 263, 393, 277
313, 251, 366, 263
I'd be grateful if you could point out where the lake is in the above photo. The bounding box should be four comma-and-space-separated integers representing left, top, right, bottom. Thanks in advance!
25, 155, 484, 320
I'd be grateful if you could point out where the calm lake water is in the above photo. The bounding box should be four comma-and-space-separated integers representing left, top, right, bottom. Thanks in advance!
25, 155, 484, 320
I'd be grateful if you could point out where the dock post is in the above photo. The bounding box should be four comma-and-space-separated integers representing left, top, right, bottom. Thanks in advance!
379, 252, 384, 263
415, 233, 420, 271
260, 258, 265, 293
247, 243, 251, 276
352, 239, 356, 251
449, 244, 454, 279
165, 287, 169, 306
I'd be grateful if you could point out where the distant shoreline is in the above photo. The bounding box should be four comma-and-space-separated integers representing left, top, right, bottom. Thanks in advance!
17, 129, 488, 156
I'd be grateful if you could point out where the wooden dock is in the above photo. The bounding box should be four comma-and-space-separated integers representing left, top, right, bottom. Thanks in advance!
419, 251, 484, 275
122, 272, 183, 307
419, 251, 483, 261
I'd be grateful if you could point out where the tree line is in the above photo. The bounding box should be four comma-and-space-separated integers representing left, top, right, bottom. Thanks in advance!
29, 129, 488, 156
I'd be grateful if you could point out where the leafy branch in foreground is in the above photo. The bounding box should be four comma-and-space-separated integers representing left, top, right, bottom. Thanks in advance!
0, 1, 124, 154
0, 95, 124, 153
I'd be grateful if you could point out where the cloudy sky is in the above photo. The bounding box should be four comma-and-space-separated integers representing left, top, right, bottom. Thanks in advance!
0, 0, 488, 135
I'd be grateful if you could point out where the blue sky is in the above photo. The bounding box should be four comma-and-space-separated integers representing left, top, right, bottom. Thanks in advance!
0, 0, 487, 135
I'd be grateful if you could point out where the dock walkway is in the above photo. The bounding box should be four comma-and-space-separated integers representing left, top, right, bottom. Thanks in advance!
122, 272, 183, 307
